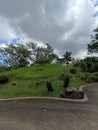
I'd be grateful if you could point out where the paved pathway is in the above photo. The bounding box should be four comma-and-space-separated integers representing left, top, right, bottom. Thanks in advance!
0, 83, 98, 130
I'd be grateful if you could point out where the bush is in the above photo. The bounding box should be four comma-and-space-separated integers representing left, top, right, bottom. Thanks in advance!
0, 76, 9, 84
0, 66, 11, 73
80, 57, 98, 72
79, 72, 98, 83
79, 73, 89, 82
63, 74, 70, 88
46, 81, 54, 92
59, 72, 72, 80
72, 59, 81, 67
89, 73, 98, 82
59, 73, 66, 80
72, 57, 98, 73
70, 68, 77, 74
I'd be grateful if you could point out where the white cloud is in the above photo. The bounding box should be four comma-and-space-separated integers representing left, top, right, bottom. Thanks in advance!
0, 0, 98, 58
75, 49, 88, 59
0, 16, 18, 40
0, 43, 7, 48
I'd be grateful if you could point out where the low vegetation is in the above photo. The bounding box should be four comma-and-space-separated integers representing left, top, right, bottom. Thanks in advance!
0, 64, 85, 99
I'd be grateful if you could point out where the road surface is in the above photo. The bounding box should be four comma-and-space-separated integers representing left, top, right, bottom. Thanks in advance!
0, 83, 98, 130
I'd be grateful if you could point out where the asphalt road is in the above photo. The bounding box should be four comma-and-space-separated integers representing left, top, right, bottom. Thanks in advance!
0, 83, 98, 130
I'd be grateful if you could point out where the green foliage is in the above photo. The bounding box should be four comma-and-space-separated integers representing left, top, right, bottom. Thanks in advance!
89, 72, 98, 82
70, 68, 77, 74
78, 73, 89, 82
46, 81, 54, 92
72, 59, 81, 67
34, 43, 58, 64
72, 57, 98, 73
63, 73, 70, 88
76, 72, 98, 83
0, 44, 31, 68
0, 75, 9, 84
0, 66, 11, 73
87, 27, 98, 54
80, 57, 98, 72
0, 42, 58, 67
63, 51, 72, 65
0, 64, 86, 98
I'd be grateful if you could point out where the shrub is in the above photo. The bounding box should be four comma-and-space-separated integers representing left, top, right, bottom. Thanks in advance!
79, 73, 98, 83
72, 59, 81, 67
73, 57, 98, 73
46, 81, 54, 92
59, 72, 72, 80
80, 57, 98, 72
0, 66, 11, 73
63, 74, 70, 88
70, 68, 77, 74
79, 73, 89, 82
59, 73, 66, 80
90, 73, 98, 82
11, 82, 17, 87
0, 76, 9, 84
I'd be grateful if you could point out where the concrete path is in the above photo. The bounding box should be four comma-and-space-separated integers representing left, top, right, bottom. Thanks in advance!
0, 83, 98, 130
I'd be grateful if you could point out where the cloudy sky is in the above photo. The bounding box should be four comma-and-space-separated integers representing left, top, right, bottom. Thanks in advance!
0, 0, 98, 58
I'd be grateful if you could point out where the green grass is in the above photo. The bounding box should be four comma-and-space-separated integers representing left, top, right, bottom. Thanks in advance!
0, 64, 85, 99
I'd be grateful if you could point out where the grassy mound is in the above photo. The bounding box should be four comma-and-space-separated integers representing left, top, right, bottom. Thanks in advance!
0, 64, 85, 99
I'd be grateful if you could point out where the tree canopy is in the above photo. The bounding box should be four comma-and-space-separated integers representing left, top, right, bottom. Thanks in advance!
0, 44, 31, 68
0, 43, 58, 67
87, 27, 98, 54
63, 51, 72, 65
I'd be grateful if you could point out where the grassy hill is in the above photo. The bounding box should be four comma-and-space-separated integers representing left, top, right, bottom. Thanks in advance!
0, 64, 86, 99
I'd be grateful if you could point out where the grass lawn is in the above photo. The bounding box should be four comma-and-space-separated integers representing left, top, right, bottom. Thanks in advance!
0, 64, 85, 99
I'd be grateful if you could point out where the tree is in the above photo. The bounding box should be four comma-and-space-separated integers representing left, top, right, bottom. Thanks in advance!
27, 42, 37, 63
63, 51, 72, 65
72, 57, 98, 72
0, 42, 58, 67
0, 44, 31, 68
87, 27, 98, 54
80, 57, 98, 72
34, 43, 58, 64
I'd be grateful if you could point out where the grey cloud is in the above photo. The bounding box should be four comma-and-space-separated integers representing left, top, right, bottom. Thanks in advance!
0, 0, 97, 57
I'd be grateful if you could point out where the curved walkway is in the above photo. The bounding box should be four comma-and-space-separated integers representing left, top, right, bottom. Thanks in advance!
0, 83, 98, 130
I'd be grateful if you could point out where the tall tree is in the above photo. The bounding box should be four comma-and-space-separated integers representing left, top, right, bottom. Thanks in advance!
0, 44, 31, 68
35, 43, 58, 64
87, 27, 98, 54
27, 42, 37, 63
0, 42, 58, 67
63, 51, 72, 65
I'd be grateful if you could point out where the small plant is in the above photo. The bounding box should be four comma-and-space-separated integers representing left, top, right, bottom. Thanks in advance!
0, 76, 9, 84
11, 82, 17, 87
70, 68, 77, 74
46, 81, 54, 92
36, 80, 45, 86
59, 72, 72, 80
63, 74, 70, 88
59, 73, 66, 80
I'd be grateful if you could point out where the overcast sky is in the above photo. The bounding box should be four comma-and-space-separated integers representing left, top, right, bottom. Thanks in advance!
0, 0, 98, 58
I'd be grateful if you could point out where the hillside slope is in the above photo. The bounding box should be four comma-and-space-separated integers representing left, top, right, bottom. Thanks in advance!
0, 64, 85, 98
